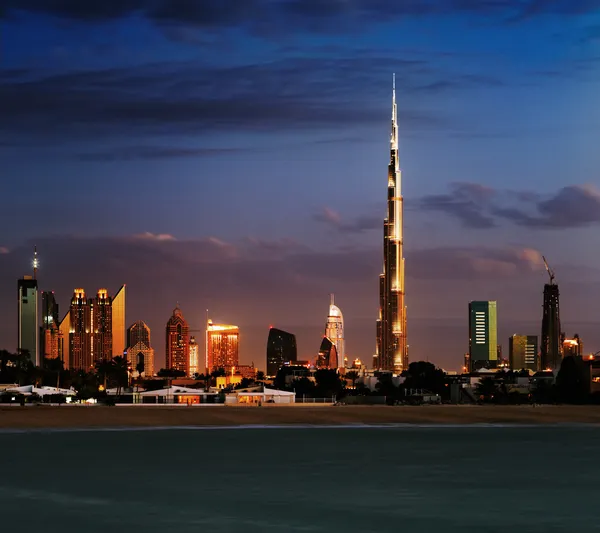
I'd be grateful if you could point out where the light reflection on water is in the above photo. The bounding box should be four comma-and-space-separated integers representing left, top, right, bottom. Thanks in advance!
0, 426, 598, 532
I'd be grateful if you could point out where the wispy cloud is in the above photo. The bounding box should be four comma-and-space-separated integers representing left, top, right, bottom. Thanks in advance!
418, 183, 600, 230
313, 207, 380, 234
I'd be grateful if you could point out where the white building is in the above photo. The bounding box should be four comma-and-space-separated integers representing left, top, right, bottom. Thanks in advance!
325, 294, 344, 369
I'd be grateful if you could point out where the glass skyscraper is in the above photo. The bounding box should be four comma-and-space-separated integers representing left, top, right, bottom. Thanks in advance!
541, 283, 562, 371
266, 327, 297, 376
18, 276, 38, 365
468, 301, 497, 371
509, 334, 538, 372
375, 76, 408, 374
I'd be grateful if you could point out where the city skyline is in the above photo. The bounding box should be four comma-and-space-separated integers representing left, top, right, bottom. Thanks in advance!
2, 2, 600, 369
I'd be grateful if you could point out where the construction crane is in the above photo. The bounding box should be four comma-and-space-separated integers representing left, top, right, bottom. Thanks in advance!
542, 256, 555, 285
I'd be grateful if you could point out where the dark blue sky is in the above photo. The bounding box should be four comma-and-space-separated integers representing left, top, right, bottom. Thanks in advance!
2, 1, 600, 369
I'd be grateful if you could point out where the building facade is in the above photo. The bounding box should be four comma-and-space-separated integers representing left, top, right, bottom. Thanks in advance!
541, 283, 562, 371
325, 294, 344, 369
18, 276, 39, 366
468, 301, 498, 371
189, 336, 199, 377
207, 321, 239, 372
40, 291, 60, 360
112, 285, 126, 359
127, 320, 154, 377
563, 334, 583, 358
375, 76, 408, 374
166, 306, 189, 373
317, 337, 338, 369
69, 289, 92, 370
509, 335, 538, 372
266, 327, 297, 376
92, 289, 113, 362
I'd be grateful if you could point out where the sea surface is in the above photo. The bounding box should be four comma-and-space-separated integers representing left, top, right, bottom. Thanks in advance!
1, 424, 599, 532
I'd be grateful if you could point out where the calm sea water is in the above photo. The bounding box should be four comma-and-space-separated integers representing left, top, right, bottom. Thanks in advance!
1, 425, 599, 532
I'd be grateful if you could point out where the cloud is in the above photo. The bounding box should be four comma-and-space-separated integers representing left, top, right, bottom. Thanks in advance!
410, 246, 545, 280
0, 58, 448, 142
76, 146, 252, 161
4, 1, 598, 28
132, 232, 176, 242
416, 182, 497, 229
418, 183, 600, 230
0, 246, 9, 254
314, 207, 380, 234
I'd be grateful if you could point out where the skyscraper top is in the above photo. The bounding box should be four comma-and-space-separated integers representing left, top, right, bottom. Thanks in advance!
32, 246, 38, 279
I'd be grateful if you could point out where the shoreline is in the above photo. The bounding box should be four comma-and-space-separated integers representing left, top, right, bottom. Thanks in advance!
1, 404, 600, 429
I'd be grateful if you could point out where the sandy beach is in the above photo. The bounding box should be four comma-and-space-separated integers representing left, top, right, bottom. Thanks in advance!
0, 404, 599, 429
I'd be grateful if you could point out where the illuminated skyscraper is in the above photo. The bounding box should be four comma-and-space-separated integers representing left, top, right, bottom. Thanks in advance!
324, 294, 344, 368
65, 286, 124, 370
509, 335, 538, 372
92, 289, 113, 362
127, 320, 154, 377
468, 301, 498, 371
189, 336, 199, 377
112, 285, 126, 358
17, 248, 39, 365
563, 334, 582, 358
317, 337, 338, 369
207, 320, 239, 372
69, 289, 92, 370
165, 306, 189, 373
375, 75, 407, 373
266, 327, 297, 376
40, 291, 59, 360
541, 283, 562, 371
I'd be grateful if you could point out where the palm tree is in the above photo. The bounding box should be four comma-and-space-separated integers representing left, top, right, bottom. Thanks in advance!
112, 356, 130, 395
346, 370, 359, 389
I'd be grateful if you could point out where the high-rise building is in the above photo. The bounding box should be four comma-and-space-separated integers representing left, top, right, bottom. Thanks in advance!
541, 283, 562, 371
18, 275, 39, 366
375, 75, 407, 374
317, 337, 338, 369
563, 334, 583, 358
126, 320, 154, 377
92, 289, 113, 362
207, 320, 239, 372
40, 290, 60, 360
266, 327, 297, 376
189, 336, 199, 377
65, 286, 124, 370
325, 294, 344, 369
58, 310, 70, 369
166, 306, 189, 373
468, 301, 498, 371
69, 288, 92, 370
509, 335, 538, 372
112, 285, 126, 358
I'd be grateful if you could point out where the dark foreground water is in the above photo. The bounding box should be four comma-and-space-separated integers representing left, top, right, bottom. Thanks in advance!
1, 425, 599, 532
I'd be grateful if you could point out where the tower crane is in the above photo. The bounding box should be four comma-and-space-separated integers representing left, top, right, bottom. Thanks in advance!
542, 256, 555, 285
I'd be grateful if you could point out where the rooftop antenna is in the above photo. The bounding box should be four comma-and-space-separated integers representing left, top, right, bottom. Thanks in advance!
542, 256, 555, 285
33, 246, 38, 279
330, 293, 335, 306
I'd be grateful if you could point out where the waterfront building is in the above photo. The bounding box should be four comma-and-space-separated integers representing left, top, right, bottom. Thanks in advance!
266, 327, 297, 376
69, 288, 92, 370
40, 291, 59, 360
468, 301, 498, 371
509, 335, 538, 372
18, 275, 39, 366
112, 285, 126, 359
92, 289, 113, 362
563, 334, 583, 358
126, 320, 154, 377
541, 283, 562, 370
375, 75, 408, 373
207, 320, 239, 372
189, 336, 199, 377
317, 337, 338, 369
165, 306, 189, 374
324, 294, 344, 369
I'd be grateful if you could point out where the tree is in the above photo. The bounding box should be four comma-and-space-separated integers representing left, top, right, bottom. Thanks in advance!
475, 377, 498, 402
556, 356, 590, 404
157, 368, 186, 378
375, 374, 401, 405
403, 361, 446, 396
345, 370, 359, 388
256, 371, 265, 382
290, 377, 316, 399
314, 369, 344, 399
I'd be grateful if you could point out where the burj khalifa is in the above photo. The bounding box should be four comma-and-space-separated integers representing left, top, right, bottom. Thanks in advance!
375, 75, 408, 373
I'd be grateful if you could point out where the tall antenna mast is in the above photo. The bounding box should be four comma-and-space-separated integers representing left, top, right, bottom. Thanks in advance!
542, 255, 555, 285
33, 246, 38, 279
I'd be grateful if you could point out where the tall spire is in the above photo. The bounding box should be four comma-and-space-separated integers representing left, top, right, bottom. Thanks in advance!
330, 293, 335, 306
32, 246, 38, 279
